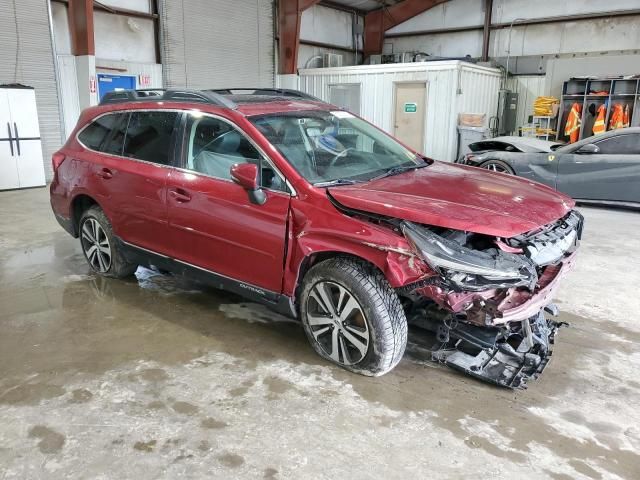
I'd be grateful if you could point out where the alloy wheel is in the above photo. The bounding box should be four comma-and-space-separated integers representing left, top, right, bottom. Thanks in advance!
483, 161, 511, 174
306, 281, 370, 365
81, 218, 112, 273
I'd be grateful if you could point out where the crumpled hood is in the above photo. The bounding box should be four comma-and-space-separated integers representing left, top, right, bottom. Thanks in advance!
328, 161, 574, 238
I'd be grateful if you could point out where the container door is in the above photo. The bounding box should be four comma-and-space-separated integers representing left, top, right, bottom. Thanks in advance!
7, 88, 45, 187
0, 90, 20, 190
7, 88, 40, 138
394, 82, 427, 153
15, 139, 46, 188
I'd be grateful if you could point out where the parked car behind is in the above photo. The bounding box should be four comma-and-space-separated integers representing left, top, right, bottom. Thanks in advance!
457, 128, 640, 207
50, 88, 583, 388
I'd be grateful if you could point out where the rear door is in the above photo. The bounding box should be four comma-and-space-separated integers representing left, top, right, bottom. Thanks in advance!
557, 133, 640, 202
166, 112, 291, 293
78, 110, 177, 254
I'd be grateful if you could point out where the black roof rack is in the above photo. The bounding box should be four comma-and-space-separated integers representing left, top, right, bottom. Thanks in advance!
207, 88, 323, 102
99, 87, 325, 109
99, 88, 237, 109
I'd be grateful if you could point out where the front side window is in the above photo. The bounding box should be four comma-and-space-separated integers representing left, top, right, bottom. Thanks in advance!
594, 134, 640, 155
185, 114, 288, 192
123, 112, 179, 165
78, 113, 123, 151
249, 110, 422, 185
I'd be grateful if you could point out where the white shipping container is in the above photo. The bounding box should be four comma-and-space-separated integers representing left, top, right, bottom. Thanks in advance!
291, 61, 501, 162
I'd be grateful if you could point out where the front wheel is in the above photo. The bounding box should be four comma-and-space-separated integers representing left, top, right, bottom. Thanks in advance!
480, 159, 515, 175
79, 206, 137, 278
299, 258, 407, 376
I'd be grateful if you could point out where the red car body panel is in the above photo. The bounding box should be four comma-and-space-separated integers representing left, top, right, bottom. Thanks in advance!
50, 98, 576, 324
328, 161, 575, 238
165, 169, 290, 292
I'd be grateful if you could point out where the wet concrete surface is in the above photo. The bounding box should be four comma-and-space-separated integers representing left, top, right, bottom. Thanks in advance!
1, 187, 639, 479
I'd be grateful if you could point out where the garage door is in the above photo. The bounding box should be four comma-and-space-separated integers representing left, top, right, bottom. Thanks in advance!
159, 0, 274, 89
0, 0, 63, 182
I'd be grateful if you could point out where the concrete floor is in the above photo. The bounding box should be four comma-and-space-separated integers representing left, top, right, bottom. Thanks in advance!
1, 187, 639, 479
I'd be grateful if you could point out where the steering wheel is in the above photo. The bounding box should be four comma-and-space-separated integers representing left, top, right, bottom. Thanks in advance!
327, 147, 354, 169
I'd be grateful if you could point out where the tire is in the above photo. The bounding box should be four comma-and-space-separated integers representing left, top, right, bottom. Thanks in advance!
79, 206, 137, 278
479, 159, 515, 175
299, 257, 407, 376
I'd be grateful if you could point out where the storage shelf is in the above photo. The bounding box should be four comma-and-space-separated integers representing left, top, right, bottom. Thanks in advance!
557, 77, 639, 142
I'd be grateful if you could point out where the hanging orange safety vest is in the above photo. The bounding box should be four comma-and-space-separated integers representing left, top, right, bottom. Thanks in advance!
593, 104, 606, 135
565, 103, 582, 143
609, 104, 624, 130
623, 104, 630, 128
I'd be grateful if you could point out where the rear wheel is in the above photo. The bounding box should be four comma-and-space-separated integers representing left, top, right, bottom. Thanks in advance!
480, 159, 514, 175
299, 258, 407, 376
79, 206, 137, 278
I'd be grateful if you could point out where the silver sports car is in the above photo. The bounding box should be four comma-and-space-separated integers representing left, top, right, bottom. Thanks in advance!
457, 127, 640, 207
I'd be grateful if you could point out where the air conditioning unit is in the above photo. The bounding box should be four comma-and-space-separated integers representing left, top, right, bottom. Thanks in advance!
369, 54, 383, 65
323, 53, 343, 68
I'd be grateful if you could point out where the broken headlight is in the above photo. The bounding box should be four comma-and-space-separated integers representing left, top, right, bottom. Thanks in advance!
401, 221, 537, 291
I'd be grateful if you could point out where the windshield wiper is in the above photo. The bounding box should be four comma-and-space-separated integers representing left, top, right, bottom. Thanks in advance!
371, 162, 429, 181
314, 178, 361, 187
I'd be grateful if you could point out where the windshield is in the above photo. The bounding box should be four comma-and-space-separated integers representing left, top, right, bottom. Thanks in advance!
250, 110, 424, 185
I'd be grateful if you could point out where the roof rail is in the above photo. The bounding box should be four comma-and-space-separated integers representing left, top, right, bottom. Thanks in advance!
208, 88, 324, 103
99, 88, 238, 109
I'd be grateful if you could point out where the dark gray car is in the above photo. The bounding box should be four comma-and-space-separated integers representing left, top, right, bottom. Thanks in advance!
457, 127, 640, 207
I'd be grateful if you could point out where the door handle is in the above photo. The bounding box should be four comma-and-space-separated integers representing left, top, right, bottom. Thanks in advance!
6, 123, 14, 156
169, 188, 191, 203
13, 123, 20, 156
96, 168, 113, 179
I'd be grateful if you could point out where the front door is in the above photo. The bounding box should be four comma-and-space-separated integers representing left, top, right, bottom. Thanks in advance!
557, 133, 640, 202
167, 113, 290, 293
394, 82, 427, 153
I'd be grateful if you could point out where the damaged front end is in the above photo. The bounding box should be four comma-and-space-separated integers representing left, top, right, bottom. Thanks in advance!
401, 210, 583, 389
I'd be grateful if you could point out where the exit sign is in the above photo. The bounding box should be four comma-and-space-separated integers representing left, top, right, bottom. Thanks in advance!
404, 102, 417, 113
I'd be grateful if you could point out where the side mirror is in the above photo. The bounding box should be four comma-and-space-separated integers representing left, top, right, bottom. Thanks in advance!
230, 163, 266, 205
576, 143, 599, 154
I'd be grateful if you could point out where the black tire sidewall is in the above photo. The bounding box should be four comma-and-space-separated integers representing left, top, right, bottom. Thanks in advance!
299, 258, 407, 376
79, 206, 135, 278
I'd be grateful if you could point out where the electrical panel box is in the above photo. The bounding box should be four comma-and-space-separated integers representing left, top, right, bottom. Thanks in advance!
497, 90, 518, 135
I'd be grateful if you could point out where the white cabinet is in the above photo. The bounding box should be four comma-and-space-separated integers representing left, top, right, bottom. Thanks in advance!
0, 86, 46, 190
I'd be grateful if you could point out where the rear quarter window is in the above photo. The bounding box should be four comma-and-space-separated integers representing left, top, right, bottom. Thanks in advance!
78, 113, 122, 151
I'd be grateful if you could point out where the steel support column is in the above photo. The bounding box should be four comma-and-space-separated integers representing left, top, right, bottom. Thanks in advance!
481, 0, 493, 61
278, 0, 322, 74
363, 0, 449, 59
68, 0, 94, 56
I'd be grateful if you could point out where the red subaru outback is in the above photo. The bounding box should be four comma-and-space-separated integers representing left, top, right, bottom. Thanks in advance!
50, 88, 582, 388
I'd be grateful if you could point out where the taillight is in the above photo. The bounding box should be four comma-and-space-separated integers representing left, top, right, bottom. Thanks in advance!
52, 152, 66, 171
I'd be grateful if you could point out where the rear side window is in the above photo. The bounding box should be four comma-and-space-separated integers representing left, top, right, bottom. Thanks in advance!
101, 114, 129, 156
78, 113, 122, 151
595, 134, 640, 155
123, 112, 179, 165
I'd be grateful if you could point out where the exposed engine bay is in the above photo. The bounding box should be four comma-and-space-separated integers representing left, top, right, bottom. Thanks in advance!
399, 210, 583, 388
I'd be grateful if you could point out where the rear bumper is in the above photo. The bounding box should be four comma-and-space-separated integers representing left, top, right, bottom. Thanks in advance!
53, 211, 75, 237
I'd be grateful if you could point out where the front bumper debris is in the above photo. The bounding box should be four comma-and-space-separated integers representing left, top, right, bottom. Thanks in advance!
430, 307, 566, 389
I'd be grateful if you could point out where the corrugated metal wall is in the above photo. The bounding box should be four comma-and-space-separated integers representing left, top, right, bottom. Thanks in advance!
159, 0, 274, 89
298, 62, 500, 162
507, 75, 547, 130
1, 0, 63, 181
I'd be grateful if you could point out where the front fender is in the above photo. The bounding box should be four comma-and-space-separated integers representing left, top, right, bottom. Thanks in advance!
282, 208, 433, 297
